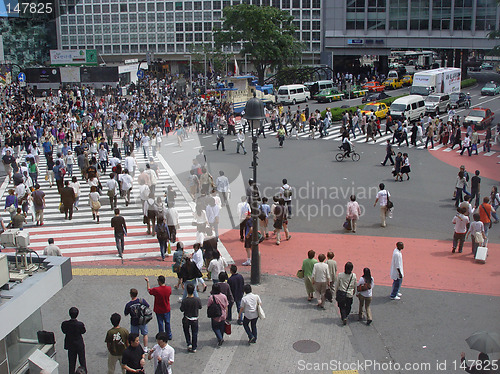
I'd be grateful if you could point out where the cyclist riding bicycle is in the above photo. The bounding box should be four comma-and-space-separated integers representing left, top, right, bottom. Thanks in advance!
341, 137, 353, 157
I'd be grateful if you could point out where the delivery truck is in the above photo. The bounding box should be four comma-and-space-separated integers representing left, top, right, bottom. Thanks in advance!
409, 67, 461, 97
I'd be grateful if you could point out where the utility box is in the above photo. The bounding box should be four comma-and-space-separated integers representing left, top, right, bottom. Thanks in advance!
16, 230, 30, 249
28, 349, 59, 374
0, 229, 19, 247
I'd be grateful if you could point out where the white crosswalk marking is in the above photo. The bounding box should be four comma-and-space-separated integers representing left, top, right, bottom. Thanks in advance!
0, 149, 198, 264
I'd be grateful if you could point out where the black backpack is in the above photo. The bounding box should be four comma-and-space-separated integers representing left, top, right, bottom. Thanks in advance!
157, 223, 169, 241
130, 299, 153, 325
207, 295, 222, 319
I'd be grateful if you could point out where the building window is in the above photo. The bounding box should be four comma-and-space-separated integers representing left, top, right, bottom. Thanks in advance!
302, 31, 310, 40
292, 10, 300, 18
69, 25, 76, 34
185, 1, 193, 9
147, 2, 155, 11
102, 4, 109, 12
158, 33, 165, 42
312, 31, 320, 40
475, 0, 497, 31
195, 22, 202, 31
292, 0, 300, 7
176, 44, 185, 52
122, 45, 130, 53
166, 2, 173, 10
129, 13, 137, 22
194, 1, 202, 9
148, 13, 155, 22
103, 35, 111, 43
129, 24, 137, 32
195, 33, 203, 41
302, 20, 310, 30
346, 0, 365, 30
204, 33, 212, 41
121, 34, 129, 42
204, 12, 212, 20
120, 14, 128, 22
111, 3, 118, 12
130, 34, 138, 42
139, 14, 146, 22
204, 22, 212, 31
167, 44, 175, 52
138, 2, 145, 11
194, 12, 203, 20
103, 24, 111, 33
120, 3, 127, 12
140, 44, 147, 52
112, 24, 119, 33
176, 34, 184, 42
120, 24, 128, 33
167, 33, 174, 42
157, 45, 165, 53
166, 13, 174, 21
273, 0, 280, 7
94, 25, 102, 33
204, 1, 212, 9
129, 3, 136, 12
185, 23, 193, 31
186, 34, 193, 41
302, 0, 310, 7
262, 0, 270, 5
148, 34, 156, 42
148, 24, 156, 32
85, 4, 92, 13
158, 23, 165, 32
389, 0, 408, 30
139, 34, 147, 43
367, 0, 386, 30
302, 10, 310, 19
157, 13, 165, 21
176, 23, 183, 31
102, 14, 110, 23
131, 45, 139, 53
223, 0, 231, 6
86, 35, 93, 44
282, 0, 290, 7
139, 24, 146, 32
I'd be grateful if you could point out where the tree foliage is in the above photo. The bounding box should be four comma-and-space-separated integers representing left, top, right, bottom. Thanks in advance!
214, 4, 304, 84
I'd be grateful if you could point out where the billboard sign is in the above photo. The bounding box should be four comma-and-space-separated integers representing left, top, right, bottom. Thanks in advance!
50, 49, 98, 66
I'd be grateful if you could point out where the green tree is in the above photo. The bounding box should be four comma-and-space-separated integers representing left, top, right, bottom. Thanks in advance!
214, 4, 304, 84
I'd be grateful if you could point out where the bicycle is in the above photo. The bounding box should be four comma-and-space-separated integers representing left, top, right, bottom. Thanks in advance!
335, 145, 360, 162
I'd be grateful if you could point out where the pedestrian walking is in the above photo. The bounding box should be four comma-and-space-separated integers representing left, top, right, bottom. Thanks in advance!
147, 332, 174, 374
106, 173, 119, 210
145, 276, 173, 340
277, 125, 286, 147
121, 334, 146, 374
120, 169, 133, 207
215, 171, 230, 206
143, 197, 158, 236
236, 129, 247, 154
311, 254, 331, 308
489, 186, 500, 223
227, 264, 244, 324
216, 125, 225, 151
179, 257, 203, 299
381, 140, 395, 166
206, 197, 220, 240
239, 284, 263, 344
273, 198, 291, 245
478, 196, 495, 240
180, 283, 202, 353
460, 134, 471, 156
454, 171, 467, 207
373, 183, 391, 227
105, 313, 129, 374
89, 186, 101, 223
452, 207, 469, 253
357, 268, 374, 325
61, 180, 76, 220
301, 250, 317, 302
346, 195, 361, 233
31, 183, 45, 226
111, 208, 127, 259
325, 251, 337, 291
155, 216, 170, 261
400, 153, 411, 181
259, 197, 271, 239
469, 170, 481, 208
207, 283, 229, 347
207, 250, 228, 284
124, 288, 150, 350
389, 242, 404, 300
335, 262, 356, 325
61, 307, 87, 374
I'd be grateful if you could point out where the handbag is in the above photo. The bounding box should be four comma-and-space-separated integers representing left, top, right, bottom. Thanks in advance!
296, 269, 304, 279
257, 303, 266, 319
224, 321, 232, 335
474, 231, 484, 246
343, 218, 352, 230
325, 288, 333, 302
336, 274, 353, 302
386, 197, 394, 210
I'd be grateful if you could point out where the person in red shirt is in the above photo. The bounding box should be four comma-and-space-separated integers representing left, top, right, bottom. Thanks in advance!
145, 276, 172, 340
478, 196, 495, 241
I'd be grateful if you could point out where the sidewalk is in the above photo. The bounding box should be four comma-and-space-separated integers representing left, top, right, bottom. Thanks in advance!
41, 270, 364, 374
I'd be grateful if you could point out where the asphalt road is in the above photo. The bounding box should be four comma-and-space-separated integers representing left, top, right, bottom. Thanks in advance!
185, 80, 500, 243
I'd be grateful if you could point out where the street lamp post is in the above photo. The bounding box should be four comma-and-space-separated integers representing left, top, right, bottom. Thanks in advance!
244, 95, 265, 285
244, 53, 251, 75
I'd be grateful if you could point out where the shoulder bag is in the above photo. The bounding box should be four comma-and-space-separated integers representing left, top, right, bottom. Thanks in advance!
480, 204, 493, 229
336, 274, 353, 303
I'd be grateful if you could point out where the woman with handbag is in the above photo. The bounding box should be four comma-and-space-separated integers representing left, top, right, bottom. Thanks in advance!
334, 262, 357, 325
239, 284, 263, 344
357, 268, 374, 325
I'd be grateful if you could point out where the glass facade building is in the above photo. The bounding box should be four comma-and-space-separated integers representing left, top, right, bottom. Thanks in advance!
56, 0, 322, 63
324, 0, 499, 56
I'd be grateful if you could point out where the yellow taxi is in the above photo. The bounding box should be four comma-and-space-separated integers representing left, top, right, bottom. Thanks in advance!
383, 77, 403, 89
402, 74, 413, 86
361, 102, 389, 119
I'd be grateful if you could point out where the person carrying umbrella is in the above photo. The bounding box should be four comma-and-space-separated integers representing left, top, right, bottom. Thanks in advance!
460, 330, 500, 373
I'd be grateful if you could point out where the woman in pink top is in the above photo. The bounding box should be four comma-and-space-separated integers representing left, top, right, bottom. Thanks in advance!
347, 195, 361, 233
207, 283, 228, 347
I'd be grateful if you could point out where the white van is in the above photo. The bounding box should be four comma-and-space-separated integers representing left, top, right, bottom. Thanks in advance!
389, 95, 425, 122
387, 70, 399, 79
277, 84, 310, 105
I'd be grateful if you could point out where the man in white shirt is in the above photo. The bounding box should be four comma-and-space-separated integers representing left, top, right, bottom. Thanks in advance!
373, 183, 390, 227
389, 242, 404, 300
452, 207, 469, 253
237, 196, 251, 242
165, 205, 179, 243
236, 129, 247, 155
145, 164, 158, 198
106, 174, 119, 210
119, 170, 133, 206
279, 178, 293, 218
215, 171, 230, 206
43, 238, 62, 256
148, 332, 174, 374
311, 254, 331, 308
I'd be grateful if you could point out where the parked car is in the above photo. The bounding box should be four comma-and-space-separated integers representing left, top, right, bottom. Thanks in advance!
463, 107, 495, 130
315, 88, 344, 103
449, 92, 467, 109
361, 102, 389, 119
362, 81, 385, 92
362, 91, 391, 103
402, 74, 413, 86
383, 78, 404, 90
481, 81, 500, 96
481, 63, 494, 70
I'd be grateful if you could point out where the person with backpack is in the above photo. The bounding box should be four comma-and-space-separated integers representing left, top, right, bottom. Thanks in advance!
143, 197, 158, 236
179, 257, 203, 299
155, 216, 170, 261
206, 283, 228, 347
280, 178, 293, 218
124, 288, 151, 351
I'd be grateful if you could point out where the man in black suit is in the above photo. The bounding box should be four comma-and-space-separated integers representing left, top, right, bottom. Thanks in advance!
60, 180, 76, 220
61, 307, 87, 374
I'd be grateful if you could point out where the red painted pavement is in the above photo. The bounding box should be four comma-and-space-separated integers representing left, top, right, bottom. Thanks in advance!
426, 137, 500, 182
219, 229, 500, 297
